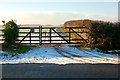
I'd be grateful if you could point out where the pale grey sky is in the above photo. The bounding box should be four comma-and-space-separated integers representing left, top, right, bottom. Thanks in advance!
0, 0, 119, 25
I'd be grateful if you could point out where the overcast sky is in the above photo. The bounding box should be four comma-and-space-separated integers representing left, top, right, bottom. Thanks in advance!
0, 0, 119, 25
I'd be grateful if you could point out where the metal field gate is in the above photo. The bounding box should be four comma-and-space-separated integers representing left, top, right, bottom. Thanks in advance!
0, 26, 90, 45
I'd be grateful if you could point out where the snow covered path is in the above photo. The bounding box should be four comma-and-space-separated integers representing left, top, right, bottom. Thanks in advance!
0, 46, 119, 64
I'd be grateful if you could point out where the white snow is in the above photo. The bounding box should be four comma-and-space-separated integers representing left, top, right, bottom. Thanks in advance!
107, 50, 120, 53
0, 46, 119, 64
0, 28, 119, 64
0, 51, 8, 54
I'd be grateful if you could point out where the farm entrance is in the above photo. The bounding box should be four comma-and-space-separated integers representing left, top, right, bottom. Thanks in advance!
17, 26, 89, 45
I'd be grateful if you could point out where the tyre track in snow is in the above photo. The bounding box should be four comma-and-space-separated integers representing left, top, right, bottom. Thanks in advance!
79, 49, 118, 62
78, 49, 117, 59
55, 48, 88, 63
82, 49, 118, 59
58, 48, 108, 63
55, 48, 102, 63
59, 47, 98, 57
57, 48, 118, 64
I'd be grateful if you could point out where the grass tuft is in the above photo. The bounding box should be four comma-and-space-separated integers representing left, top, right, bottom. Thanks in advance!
2, 43, 32, 56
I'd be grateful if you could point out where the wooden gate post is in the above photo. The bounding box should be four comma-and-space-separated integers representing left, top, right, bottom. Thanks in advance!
39, 26, 42, 45
69, 27, 71, 44
50, 28, 52, 44
30, 31, 31, 45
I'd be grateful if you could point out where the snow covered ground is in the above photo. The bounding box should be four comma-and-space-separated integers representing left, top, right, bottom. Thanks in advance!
0, 28, 119, 64
0, 46, 119, 64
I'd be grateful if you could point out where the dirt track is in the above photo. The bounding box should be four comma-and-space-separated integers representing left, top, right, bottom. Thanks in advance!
1, 63, 119, 78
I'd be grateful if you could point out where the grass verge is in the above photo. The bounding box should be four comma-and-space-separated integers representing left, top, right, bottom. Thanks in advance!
1, 43, 32, 56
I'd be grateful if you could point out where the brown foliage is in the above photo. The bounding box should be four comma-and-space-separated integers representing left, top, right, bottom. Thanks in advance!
64, 19, 120, 50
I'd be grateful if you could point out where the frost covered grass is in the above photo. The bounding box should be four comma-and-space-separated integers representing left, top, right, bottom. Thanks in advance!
1, 43, 32, 56
0, 46, 119, 64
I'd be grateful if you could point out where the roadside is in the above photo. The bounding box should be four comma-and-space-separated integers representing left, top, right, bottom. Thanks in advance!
2, 63, 119, 78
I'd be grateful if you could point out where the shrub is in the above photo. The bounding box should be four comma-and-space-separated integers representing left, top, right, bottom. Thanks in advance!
90, 22, 120, 50
4, 20, 19, 45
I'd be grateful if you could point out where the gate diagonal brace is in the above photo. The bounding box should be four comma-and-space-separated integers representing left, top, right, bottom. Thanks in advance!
70, 28, 88, 43
20, 32, 30, 43
51, 28, 69, 43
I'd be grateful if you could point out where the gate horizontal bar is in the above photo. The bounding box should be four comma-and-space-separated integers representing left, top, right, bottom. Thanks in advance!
42, 40, 68, 41
0, 39, 4, 41
19, 32, 89, 34
18, 27, 88, 29
18, 36, 40, 37
0, 35, 4, 36
16, 40, 39, 41
42, 40, 87, 41
71, 39, 88, 41
42, 36, 68, 37
42, 42, 87, 44
0, 30, 4, 31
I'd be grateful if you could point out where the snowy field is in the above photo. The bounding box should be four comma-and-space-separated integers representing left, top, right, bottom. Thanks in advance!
0, 46, 119, 64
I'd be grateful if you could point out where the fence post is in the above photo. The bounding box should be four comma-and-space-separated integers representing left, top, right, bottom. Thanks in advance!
39, 26, 42, 45
50, 28, 52, 44
69, 27, 71, 44
30, 31, 31, 45
39, 26, 40, 45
